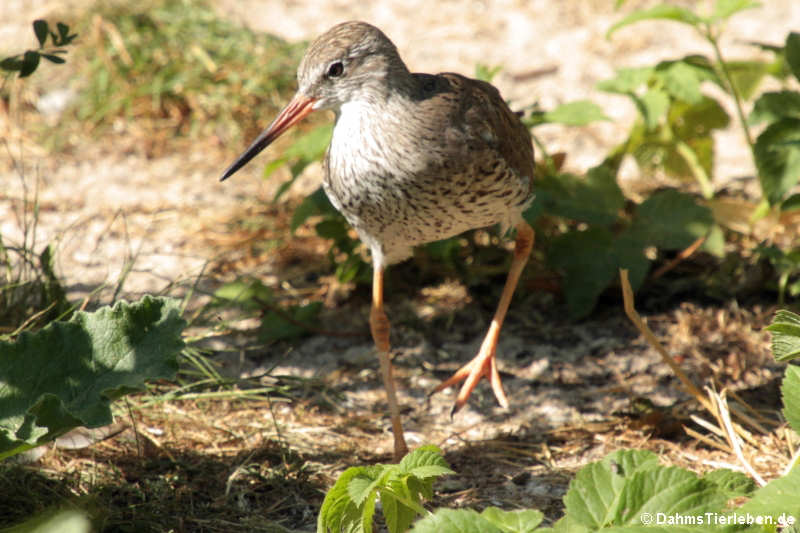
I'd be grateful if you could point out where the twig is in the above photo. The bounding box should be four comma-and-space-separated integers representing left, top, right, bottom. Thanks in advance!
709, 387, 766, 487
620, 269, 712, 412
650, 236, 706, 279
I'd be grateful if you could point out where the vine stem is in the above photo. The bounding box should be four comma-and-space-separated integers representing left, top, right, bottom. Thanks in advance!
705, 25, 755, 151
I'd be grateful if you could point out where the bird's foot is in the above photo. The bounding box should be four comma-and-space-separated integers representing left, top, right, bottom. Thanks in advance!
430, 340, 508, 417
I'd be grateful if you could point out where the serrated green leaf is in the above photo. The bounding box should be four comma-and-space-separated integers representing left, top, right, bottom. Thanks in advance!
701, 469, 757, 499
733, 465, 800, 523
407, 465, 455, 480
348, 473, 378, 507
380, 489, 418, 533
766, 310, 800, 362
596, 67, 654, 94
33, 20, 49, 47
750, 91, 800, 125
616, 467, 726, 525
754, 118, 800, 205
786, 32, 800, 82
542, 100, 609, 126
628, 189, 713, 250
710, 0, 761, 23
480, 507, 544, 533
318, 466, 369, 533
399, 444, 453, 474
411, 509, 503, 533
0, 296, 183, 460
607, 5, 703, 39
782, 365, 800, 435
564, 449, 660, 529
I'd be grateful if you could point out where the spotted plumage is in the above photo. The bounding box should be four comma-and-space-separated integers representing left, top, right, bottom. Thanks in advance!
221, 21, 537, 460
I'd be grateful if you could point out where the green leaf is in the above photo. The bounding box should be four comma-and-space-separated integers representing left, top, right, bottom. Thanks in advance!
615, 467, 726, 525
724, 60, 770, 100
785, 32, 800, 82
754, 118, 800, 205
213, 278, 272, 310
661, 61, 703, 104
318, 466, 370, 533
480, 507, 544, 533
258, 302, 322, 343
597, 67, 654, 94
537, 164, 624, 225
381, 488, 418, 533
781, 365, 800, 436
542, 100, 609, 126
564, 449, 659, 528
290, 187, 335, 233
701, 468, 756, 499
33, 20, 49, 47
399, 444, 454, 475
475, 63, 502, 83
0, 296, 183, 460
607, 5, 703, 39
411, 509, 503, 533
733, 465, 800, 524
638, 89, 670, 131
0, 56, 24, 72
782, 193, 800, 212
3, 508, 92, 533
548, 228, 649, 318
709, 0, 761, 23
41, 53, 66, 64
315, 219, 350, 241
628, 189, 713, 250
750, 91, 800, 125
766, 310, 800, 362
19, 50, 40, 77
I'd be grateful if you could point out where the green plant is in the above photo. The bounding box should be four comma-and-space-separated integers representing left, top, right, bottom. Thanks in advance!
1, 21, 77, 333
317, 309, 800, 532
606, 2, 800, 215
0, 20, 77, 78
0, 296, 184, 461
317, 444, 454, 533
70, 0, 304, 144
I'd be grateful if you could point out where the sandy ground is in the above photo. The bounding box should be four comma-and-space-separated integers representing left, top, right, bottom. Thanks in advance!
1, 1, 798, 528
2, 0, 799, 302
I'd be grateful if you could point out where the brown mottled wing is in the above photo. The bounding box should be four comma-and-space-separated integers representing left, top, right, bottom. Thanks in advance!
414, 72, 535, 197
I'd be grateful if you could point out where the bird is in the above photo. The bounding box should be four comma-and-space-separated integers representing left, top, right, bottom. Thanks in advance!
220, 21, 535, 460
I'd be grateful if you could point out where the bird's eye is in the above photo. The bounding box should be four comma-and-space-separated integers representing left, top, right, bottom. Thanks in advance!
327, 61, 344, 78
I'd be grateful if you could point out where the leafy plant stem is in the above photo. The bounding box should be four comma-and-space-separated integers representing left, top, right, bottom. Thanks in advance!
705, 28, 755, 151
675, 140, 714, 198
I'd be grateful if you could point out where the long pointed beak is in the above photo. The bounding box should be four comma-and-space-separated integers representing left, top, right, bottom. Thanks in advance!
220, 94, 317, 181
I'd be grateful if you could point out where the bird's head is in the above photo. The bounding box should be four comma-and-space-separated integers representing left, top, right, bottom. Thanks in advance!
220, 21, 408, 181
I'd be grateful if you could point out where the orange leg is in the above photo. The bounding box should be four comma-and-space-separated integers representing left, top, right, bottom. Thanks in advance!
431, 221, 534, 416
370, 266, 409, 460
